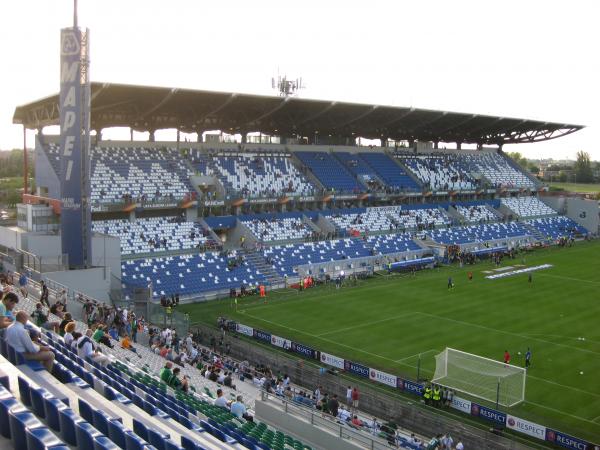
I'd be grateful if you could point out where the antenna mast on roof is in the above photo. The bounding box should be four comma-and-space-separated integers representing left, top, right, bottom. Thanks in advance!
271, 72, 305, 97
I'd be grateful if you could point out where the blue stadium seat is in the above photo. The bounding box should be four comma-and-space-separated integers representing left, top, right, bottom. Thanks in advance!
44, 397, 69, 432
78, 398, 95, 423
132, 418, 148, 441
59, 408, 85, 446
94, 434, 121, 450
30, 387, 54, 419
76, 420, 104, 450
26, 426, 64, 450
147, 428, 170, 450
124, 430, 149, 450
165, 438, 185, 450
107, 418, 128, 450
181, 435, 208, 450
0, 394, 25, 438
92, 409, 115, 436
18, 376, 32, 407
9, 409, 45, 450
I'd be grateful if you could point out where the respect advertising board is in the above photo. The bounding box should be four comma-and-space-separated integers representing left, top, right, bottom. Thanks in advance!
505, 415, 546, 440
368, 368, 397, 388
344, 360, 370, 378
544, 429, 591, 450
320, 352, 345, 370
235, 323, 254, 337
290, 342, 318, 359
470, 403, 506, 426
253, 328, 272, 343
270, 335, 291, 350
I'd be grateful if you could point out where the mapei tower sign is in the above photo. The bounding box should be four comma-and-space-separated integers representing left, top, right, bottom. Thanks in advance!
59, 18, 92, 268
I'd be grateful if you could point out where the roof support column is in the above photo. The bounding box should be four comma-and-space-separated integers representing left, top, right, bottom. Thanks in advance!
434, 141, 439, 149
149, 130, 155, 142
130, 128, 134, 142
241, 133, 247, 144
196, 131, 204, 143
456, 142, 462, 150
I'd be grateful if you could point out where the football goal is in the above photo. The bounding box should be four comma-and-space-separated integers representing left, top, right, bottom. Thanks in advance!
432, 348, 526, 407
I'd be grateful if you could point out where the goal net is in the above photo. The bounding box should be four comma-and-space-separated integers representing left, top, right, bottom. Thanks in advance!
432, 348, 526, 407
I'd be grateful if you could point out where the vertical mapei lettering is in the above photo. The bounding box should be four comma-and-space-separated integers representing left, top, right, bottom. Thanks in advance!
59, 27, 92, 268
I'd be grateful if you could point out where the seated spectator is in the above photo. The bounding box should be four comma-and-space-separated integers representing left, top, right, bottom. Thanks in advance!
159, 361, 174, 384
230, 395, 253, 421
31, 302, 60, 333
214, 388, 229, 408
108, 324, 119, 341
5, 311, 55, 372
0, 292, 18, 330
63, 322, 77, 347
77, 329, 110, 367
70, 331, 82, 351
169, 367, 189, 392
351, 415, 363, 427
58, 312, 74, 336
121, 334, 137, 353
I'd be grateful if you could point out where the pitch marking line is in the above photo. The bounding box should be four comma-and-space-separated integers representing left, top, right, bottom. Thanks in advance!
394, 349, 438, 363
535, 272, 600, 285
315, 312, 419, 337
417, 312, 600, 357
525, 400, 600, 426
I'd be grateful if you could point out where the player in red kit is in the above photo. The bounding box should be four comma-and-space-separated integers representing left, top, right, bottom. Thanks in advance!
503, 350, 511, 364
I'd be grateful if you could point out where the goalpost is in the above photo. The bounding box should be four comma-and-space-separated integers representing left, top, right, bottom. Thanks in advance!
432, 348, 526, 407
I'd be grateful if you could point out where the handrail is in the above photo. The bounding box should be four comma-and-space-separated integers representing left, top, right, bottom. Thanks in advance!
260, 391, 406, 450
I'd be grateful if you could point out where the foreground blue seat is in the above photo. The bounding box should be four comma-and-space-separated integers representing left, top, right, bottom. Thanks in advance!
30, 387, 54, 419
45, 397, 69, 431
9, 409, 45, 449
94, 434, 121, 450
125, 430, 149, 450
18, 376, 32, 407
59, 407, 85, 446
132, 418, 148, 441
26, 426, 64, 450
93, 409, 114, 435
147, 428, 170, 450
78, 398, 95, 423
76, 420, 104, 450
107, 418, 127, 449
181, 435, 208, 450
165, 438, 185, 450
0, 394, 26, 439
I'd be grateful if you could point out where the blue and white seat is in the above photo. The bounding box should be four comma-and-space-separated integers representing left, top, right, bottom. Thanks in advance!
93, 218, 209, 255
501, 197, 557, 218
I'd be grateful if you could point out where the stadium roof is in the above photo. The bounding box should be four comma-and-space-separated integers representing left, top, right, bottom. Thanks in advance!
13, 82, 583, 145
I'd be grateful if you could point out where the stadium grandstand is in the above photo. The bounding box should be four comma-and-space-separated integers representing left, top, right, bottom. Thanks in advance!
2, 78, 599, 450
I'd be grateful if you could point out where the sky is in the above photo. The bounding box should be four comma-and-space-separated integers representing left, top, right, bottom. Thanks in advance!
1, 0, 599, 160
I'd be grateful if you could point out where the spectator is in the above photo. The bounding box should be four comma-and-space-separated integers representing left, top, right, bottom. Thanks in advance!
159, 361, 174, 384
40, 280, 50, 307
31, 302, 60, 333
77, 329, 110, 367
169, 367, 189, 392
351, 415, 363, 427
214, 388, 228, 408
5, 311, 55, 372
230, 395, 253, 421
59, 312, 74, 336
0, 292, 19, 330
63, 322, 76, 347
351, 387, 360, 411
327, 394, 339, 418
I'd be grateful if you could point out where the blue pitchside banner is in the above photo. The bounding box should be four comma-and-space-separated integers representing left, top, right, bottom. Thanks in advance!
59, 27, 92, 268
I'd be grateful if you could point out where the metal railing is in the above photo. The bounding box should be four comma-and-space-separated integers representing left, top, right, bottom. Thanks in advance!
260, 391, 399, 450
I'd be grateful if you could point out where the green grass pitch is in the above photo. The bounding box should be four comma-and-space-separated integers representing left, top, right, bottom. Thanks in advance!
180, 240, 600, 442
